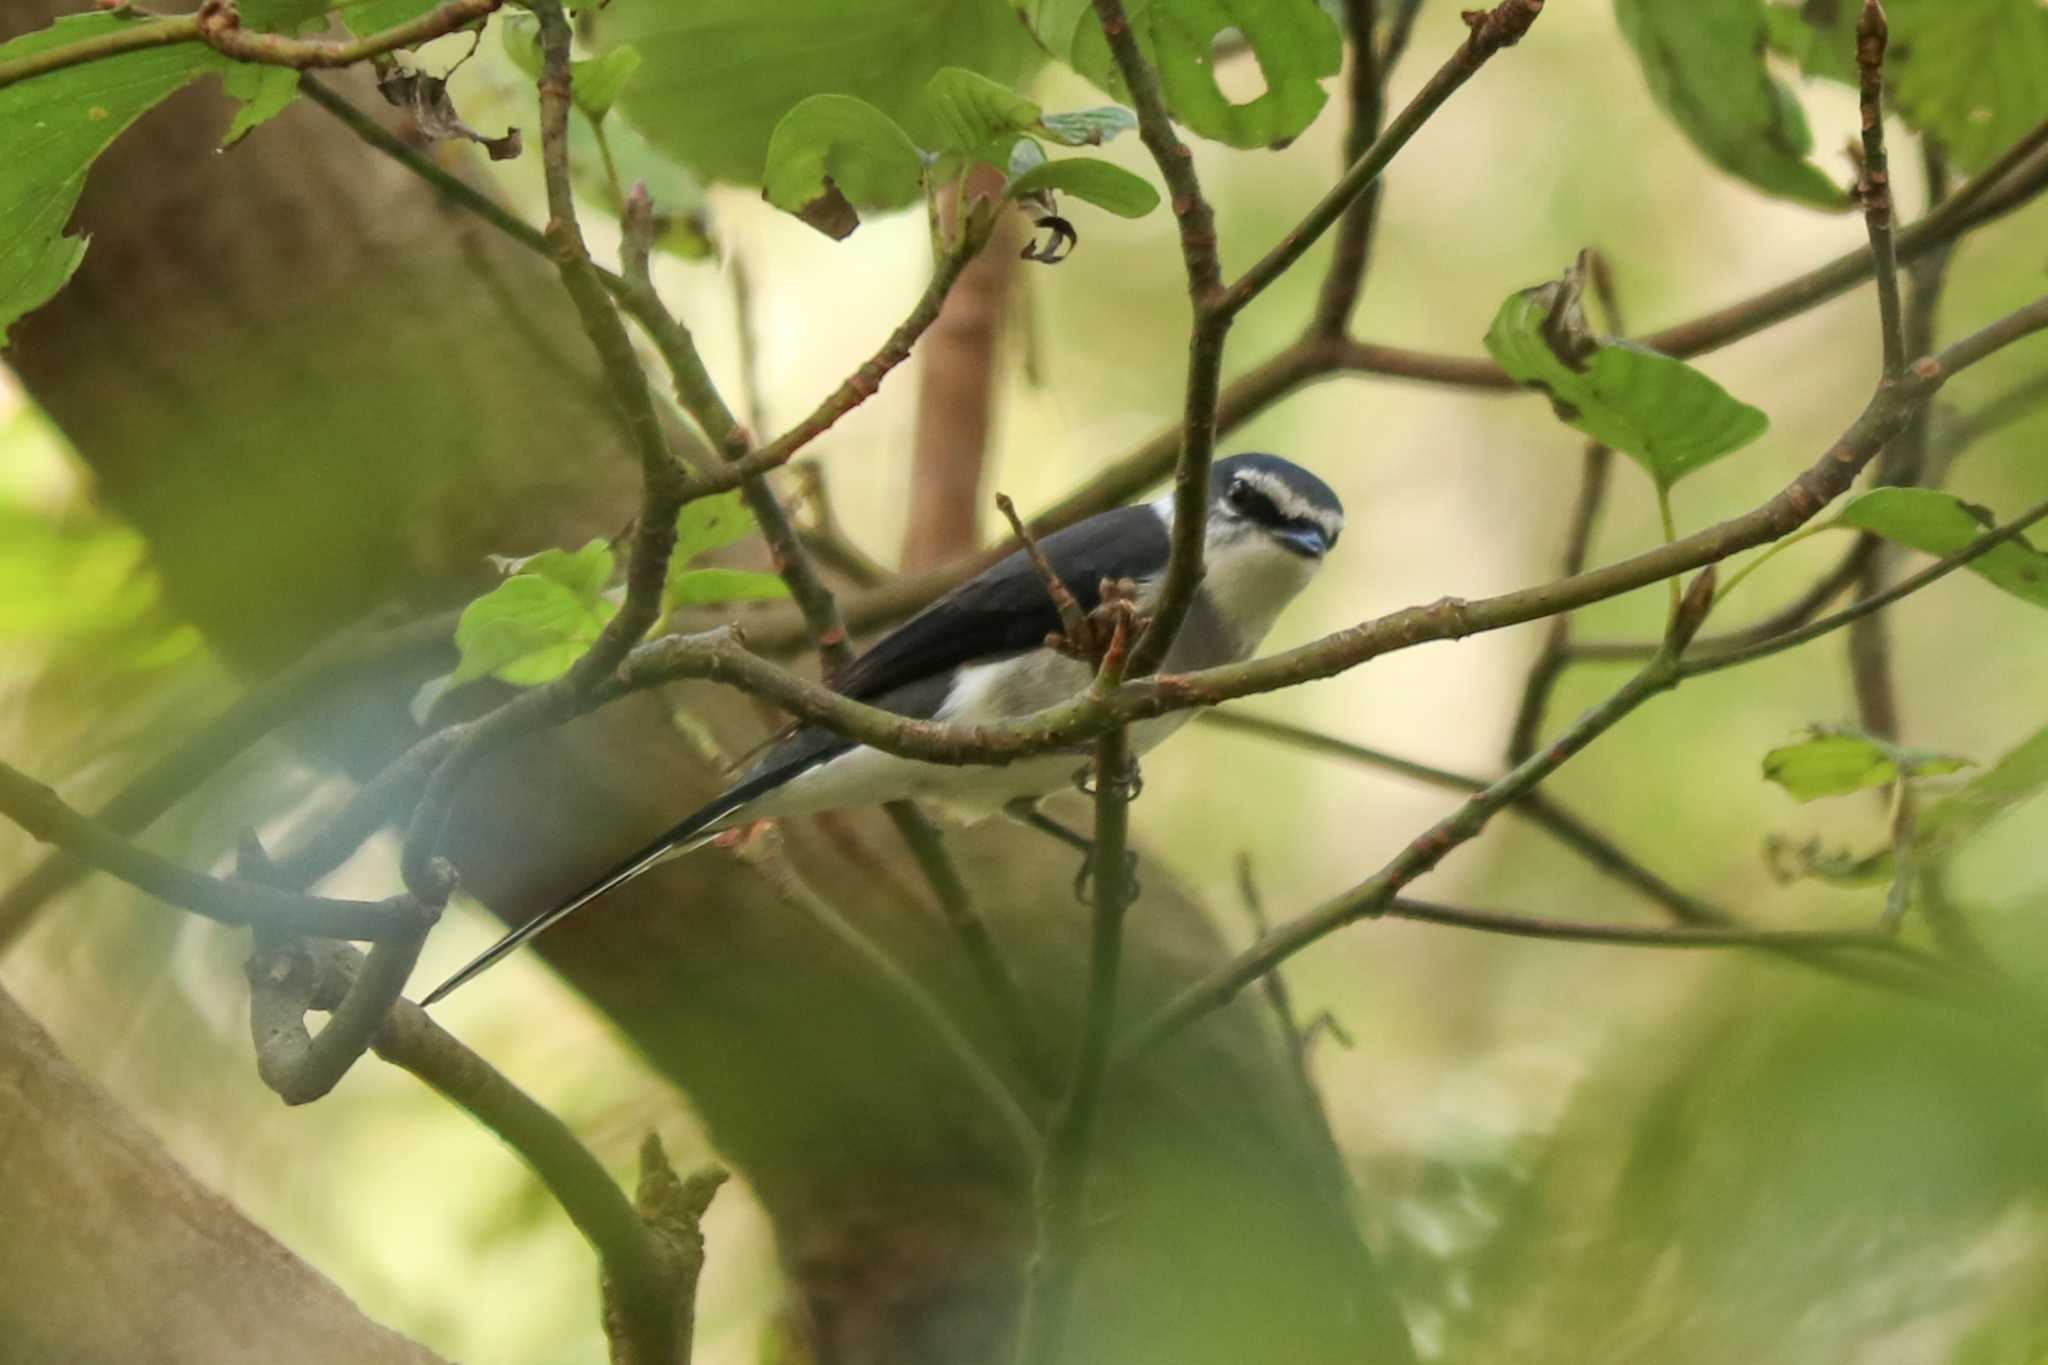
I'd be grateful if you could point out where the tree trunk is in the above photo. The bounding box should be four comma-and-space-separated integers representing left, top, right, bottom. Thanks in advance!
0, 980, 445, 1365
1, 16, 1412, 1363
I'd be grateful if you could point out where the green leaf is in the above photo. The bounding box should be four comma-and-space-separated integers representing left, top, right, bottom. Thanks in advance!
1834, 489, 2048, 609
760, 94, 925, 238
1762, 727, 1973, 803
923, 66, 1042, 158
501, 16, 640, 124
570, 45, 641, 123
490, 540, 616, 598
0, 15, 228, 343
1007, 157, 1161, 217
1766, 0, 2048, 175
1614, 0, 1848, 208
220, 63, 300, 147
1015, 0, 1341, 150
604, 0, 1044, 188
448, 540, 618, 687
666, 567, 794, 607
1040, 104, 1137, 146
1484, 266, 1770, 487
672, 490, 759, 565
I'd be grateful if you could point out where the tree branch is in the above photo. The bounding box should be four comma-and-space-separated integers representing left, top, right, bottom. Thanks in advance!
1679, 494, 2048, 679
1082, 0, 1227, 680
0, 610, 453, 948
0, 756, 415, 941
1013, 723, 1135, 1365
0, 0, 500, 90
1855, 0, 1905, 379
1120, 571, 1723, 1054
1226, 0, 1546, 318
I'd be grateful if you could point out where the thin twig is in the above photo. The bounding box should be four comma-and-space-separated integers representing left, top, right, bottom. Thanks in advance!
398, 1, 687, 893
744, 830, 1041, 1158
621, 187, 855, 674
1225, 0, 1546, 318
1197, 708, 1974, 999
245, 870, 442, 1106
0, 0, 500, 90
1309, 0, 1389, 337
881, 800, 1055, 1093
369, 966, 685, 1362
0, 757, 413, 941
1570, 535, 1873, 663
1199, 709, 1729, 928
995, 492, 1091, 646
1083, 0, 1227, 681
0, 610, 454, 948
1679, 495, 2048, 679
1013, 723, 1135, 1365
1120, 571, 1723, 1055
1384, 896, 1923, 953
1855, 0, 1905, 379
302, 72, 982, 506
1507, 438, 1613, 762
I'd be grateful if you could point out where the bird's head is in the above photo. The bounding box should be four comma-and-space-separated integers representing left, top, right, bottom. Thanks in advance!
1206, 453, 1345, 562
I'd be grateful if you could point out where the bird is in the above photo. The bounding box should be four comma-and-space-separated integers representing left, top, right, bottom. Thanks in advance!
422, 452, 1344, 1005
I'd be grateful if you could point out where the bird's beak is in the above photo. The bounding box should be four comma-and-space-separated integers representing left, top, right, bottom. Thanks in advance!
1272, 523, 1330, 559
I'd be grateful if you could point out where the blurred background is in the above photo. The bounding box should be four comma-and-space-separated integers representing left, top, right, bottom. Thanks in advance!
5, 1, 2048, 1360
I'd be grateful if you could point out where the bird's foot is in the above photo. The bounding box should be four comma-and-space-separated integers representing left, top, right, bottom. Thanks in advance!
1071, 751, 1143, 802
1046, 578, 1147, 666
1071, 846, 1142, 907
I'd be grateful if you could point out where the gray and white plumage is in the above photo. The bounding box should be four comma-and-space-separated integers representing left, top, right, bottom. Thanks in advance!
422, 453, 1343, 1005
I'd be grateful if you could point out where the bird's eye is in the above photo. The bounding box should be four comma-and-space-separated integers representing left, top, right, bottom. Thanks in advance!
1226, 480, 1256, 512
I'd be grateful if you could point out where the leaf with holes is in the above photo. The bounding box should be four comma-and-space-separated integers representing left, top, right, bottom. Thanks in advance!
1015, 0, 1341, 149
760, 94, 925, 237
1766, 0, 2048, 175
1484, 269, 1769, 487
1007, 157, 1160, 217
1616, 0, 1847, 208
1763, 727, 1973, 803
1834, 489, 2048, 609
605, 0, 1044, 188
667, 568, 793, 609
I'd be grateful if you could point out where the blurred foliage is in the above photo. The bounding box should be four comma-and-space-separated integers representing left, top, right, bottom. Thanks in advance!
2, 0, 2048, 1362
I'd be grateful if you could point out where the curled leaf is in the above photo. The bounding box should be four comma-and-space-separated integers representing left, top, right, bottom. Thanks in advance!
377, 66, 521, 159
760, 94, 923, 238
1485, 258, 1768, 488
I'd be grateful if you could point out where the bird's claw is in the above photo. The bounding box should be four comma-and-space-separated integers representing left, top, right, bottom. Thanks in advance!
1072, 752, 1143, 802
1071, 847, 1142, 906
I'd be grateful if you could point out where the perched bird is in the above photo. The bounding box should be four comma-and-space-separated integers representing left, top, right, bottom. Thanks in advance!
423, 452, 1343, 1004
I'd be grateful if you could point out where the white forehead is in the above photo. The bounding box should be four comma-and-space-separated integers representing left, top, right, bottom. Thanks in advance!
1230, 468, 1344, 538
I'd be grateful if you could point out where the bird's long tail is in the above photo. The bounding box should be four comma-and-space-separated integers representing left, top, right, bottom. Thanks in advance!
419, 759, 811, 1006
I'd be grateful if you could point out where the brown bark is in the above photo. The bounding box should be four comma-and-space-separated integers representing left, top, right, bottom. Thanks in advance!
1, 15, 1412, 1363
899, 188, 1018, 573
0, 980, 445, 1365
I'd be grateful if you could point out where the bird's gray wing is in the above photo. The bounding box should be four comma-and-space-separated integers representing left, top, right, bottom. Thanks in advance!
827, 503, 1170, 706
